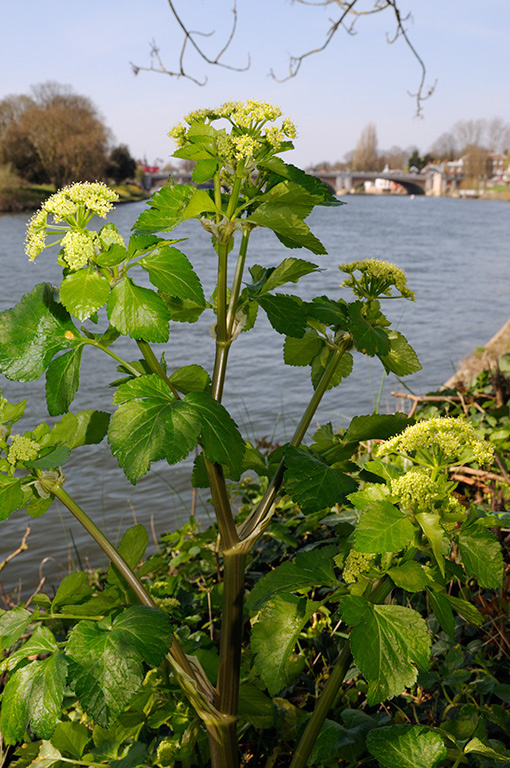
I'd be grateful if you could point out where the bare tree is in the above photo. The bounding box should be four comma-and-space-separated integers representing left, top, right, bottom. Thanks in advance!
352, 122, 381, 171
131, 0, 436, 116
0, 83, 111, 188
429, 131, 457, 161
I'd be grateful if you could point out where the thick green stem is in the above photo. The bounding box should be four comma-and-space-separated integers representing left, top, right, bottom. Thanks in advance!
290, 547, 420, 768
136, 339, 180, 399
210, 550, 247, 768
240, 344, 350, 540
289, 641, 352, 768
204, 458, 240, 550
226, 229, 251, 337
45, 483, 157, 607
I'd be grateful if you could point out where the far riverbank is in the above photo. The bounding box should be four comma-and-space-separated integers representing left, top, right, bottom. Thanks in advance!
0, 182, 149, 213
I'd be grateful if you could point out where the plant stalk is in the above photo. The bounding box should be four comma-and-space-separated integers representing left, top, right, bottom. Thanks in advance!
240, 344, 350, 539
289, 641, 352, 768
136, 339, 180, 399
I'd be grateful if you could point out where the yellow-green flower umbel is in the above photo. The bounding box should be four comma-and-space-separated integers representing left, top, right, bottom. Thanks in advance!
378, 416, 494, 468
339, 259, 415, 301
25, 182, 118, 261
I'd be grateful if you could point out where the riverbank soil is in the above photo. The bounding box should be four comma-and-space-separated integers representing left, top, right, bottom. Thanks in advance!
443, 318, 510, 387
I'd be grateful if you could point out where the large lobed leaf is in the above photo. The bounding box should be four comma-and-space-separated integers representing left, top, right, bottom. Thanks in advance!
246, 545, 338, 612
0, 652, 67, 743
133, 184, 196, 233
339, 595, 431, 704
457, 526, 503, 588
0, 283, 80, 382
66, 606, 173, 727
284, 445, 357, 514
251, 593, 319, 696
139, 246, 205, 305
107, 277, 170, 342
367, 725, 447, 768
354, 500, 415, 553
108, 375, 202, 483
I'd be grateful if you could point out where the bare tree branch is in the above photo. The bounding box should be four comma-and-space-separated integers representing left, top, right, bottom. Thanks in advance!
131, 0, 434, 115
271, 0, 436, 116
130, 0, 249, 84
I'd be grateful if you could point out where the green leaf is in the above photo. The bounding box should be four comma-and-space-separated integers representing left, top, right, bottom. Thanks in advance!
168, 365, 211, 394
25, 444, 71, 469
107, 524, 148, 589
309, 711, 376, 765
0, 396, 26, 425
251, 593, 319, 696
112, 606, 174, 666
283, 329, 324, 367
258, 294, 307, 337
109, 375, 202, 483
0, 476, 25, 521
311, 347, 353, 390
161, 295, 206, 324
3, 626, 59, 671
339, 596, 431, 704
387, 561, 432, 592
464, 737, 510, 762
355, 500, 415, 554
284, 445, 357, 514
107, 277, 170, 342
0, 607, 31, 652
444, 594, 484, 626
427, 590, 455, 638
307, 295, 349, 327
379, 330, 422, 376
66, 607, 172, 728
261, 257, 319, 293
367, 725, 447, 768
43, 409, 110, 450
184, 391, 245, 480
66, 621, 143, 727
139, 246, 205, 305
249, 204, 326, 254
181, 188, 217, 221
45, 346, 84, 416
192, 158, 218, 183
347, 302, 391, 357
0, 283, 79, 382
457, 527, 504, 588
133, 184, 196, 234
246, 545, 338, 612
51, 572, 93, 610
59, 268, 111, 321
0, 652, 67, 743
95, 243, 129, 267
258, 157, 343, 206
110, 741, 148, 768
50, 721, 90, 759
238, 684, 275, 729
343, 413, 412, 445
416, 512, 448, 577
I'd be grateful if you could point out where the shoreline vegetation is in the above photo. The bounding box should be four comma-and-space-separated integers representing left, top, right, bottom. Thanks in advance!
0, 182, 149, 213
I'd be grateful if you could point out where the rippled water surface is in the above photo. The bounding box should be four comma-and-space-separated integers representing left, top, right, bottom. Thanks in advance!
1, 195, 509, 593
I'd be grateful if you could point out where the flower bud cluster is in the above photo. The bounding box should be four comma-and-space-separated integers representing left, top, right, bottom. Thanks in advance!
61, 230, 100, 270
168, 99, 297, 165
339, 258, 415, 301
7, 434, 40, 465
342, 549, 376, 584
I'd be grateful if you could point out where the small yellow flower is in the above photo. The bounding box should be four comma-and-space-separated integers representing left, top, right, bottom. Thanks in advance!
231, 134, 260, 160
342, 550, 376, 584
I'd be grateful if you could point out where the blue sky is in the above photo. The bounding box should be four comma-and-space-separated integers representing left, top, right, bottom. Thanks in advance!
2, 1, 509, 167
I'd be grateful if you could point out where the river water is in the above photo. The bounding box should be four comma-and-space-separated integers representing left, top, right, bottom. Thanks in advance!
0, 194, 509, 595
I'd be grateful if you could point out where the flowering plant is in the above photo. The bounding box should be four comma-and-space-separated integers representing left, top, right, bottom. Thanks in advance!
0, 101, 504, 768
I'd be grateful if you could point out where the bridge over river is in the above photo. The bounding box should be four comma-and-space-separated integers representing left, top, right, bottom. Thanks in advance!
142, 167, 457, 197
